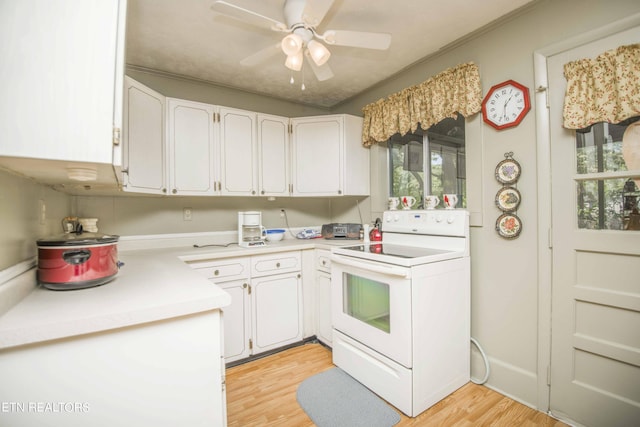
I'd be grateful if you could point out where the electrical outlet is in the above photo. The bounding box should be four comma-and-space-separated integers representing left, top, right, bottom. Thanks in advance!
183, 208, 193, 221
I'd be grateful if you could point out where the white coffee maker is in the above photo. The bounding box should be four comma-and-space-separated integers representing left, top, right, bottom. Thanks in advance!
238, 211, 267, 247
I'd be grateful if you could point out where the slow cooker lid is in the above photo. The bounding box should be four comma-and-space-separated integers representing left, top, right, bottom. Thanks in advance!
37, 232, 119, 246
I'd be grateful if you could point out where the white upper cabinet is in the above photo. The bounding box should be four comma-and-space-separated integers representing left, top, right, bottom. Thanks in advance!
167, 98, 218, 196
219, 107, 257, 196
120, 78, 369, 198
0, 0, 127, 164
122, 77, 166, 194
258, 114, 290, 197
291, 114, 369, 196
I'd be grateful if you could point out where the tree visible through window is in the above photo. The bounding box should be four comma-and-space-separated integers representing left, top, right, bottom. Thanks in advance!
576, 117, 640, 230
388, 116, 466, 209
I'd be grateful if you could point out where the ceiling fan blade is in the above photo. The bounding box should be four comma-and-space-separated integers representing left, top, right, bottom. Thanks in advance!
322, 30, 392, 50
305, 50, 334, 81
211, 1, 288, 32
302, 0, 334, 27
240, 43, 281, 67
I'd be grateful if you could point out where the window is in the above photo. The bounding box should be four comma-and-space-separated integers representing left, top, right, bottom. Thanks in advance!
576, 117, 640, 230
388, 116, 466, 209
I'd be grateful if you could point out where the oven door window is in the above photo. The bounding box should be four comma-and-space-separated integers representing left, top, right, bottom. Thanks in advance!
342, 273, 390, 333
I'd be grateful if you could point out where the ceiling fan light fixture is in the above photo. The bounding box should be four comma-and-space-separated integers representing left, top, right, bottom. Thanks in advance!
307, 39, 330, 66
281, 33, 303, 56
285, 51, 303, 71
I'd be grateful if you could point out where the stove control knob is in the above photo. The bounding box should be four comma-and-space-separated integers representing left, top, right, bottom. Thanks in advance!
435, 215, 443, 223
447, 216, 455, 224
394, 214, 400, 222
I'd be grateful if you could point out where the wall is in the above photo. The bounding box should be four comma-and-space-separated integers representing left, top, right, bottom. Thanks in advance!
333, 0, 640, 409
0, 169, 70, 271
73, 194, 368, 238
126, 68, 330, 118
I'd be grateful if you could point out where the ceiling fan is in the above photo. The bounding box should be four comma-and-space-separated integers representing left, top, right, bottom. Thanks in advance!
211, 0, 392, 83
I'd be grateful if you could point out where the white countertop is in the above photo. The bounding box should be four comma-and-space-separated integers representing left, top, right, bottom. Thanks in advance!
0, 235, 356, 351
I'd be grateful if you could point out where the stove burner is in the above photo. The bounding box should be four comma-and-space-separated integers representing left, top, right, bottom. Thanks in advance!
340, 243, 451, 259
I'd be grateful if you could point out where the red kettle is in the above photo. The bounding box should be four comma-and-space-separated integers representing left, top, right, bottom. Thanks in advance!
369, 218, 382, 241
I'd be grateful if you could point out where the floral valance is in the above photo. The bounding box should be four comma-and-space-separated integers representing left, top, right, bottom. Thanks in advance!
563, 44, 640, 129
361, 62, 482, 147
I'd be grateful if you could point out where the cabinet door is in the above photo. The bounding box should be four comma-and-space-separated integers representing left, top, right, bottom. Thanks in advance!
252, 273, 303, 354
218, 280, 251, 363
167, 98, 217, 195
122, 77, 166, 194
220, 107, 257, 195
291, 116, 343, 196
258, 114, 290, 196
0, 0, 125, 163
316, 270, 333, 347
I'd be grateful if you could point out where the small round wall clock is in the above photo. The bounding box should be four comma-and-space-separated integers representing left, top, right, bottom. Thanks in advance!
482, 80, 531, 130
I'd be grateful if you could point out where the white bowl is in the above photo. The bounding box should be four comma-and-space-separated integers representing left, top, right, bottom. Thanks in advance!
266, 229, 285, 242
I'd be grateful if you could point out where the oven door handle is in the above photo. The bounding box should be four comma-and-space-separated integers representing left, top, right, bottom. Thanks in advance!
329, 254, 410, 278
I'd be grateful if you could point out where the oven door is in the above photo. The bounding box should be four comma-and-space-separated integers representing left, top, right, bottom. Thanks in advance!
330, 254, 412, 368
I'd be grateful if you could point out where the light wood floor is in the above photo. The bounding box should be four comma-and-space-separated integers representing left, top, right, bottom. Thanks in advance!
226, 342, 569, 427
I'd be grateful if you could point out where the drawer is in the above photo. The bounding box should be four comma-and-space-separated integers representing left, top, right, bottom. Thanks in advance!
190, 258, 250, 282
251, 251, 301, 277
315, 249, 331, 272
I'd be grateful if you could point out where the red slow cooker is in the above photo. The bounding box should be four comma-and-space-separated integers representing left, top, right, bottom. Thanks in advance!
36, 232, 121, 290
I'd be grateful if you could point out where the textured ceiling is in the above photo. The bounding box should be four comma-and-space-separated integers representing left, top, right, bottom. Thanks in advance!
126, 0, 535, 108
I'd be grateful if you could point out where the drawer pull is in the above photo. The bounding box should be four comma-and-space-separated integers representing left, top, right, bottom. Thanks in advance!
214, 269, 220, 276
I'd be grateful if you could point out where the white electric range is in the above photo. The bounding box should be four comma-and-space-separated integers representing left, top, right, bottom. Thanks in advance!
330, 209, 470, 417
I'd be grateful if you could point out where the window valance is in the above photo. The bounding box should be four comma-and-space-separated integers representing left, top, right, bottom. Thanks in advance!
563, 44, 640, 129
361, 62, 482, 147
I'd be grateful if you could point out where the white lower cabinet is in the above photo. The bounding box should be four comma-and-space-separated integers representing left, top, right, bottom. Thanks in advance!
219, 280, 251, 362
252, 272, 303, 353
315, 249, 333, 346
190, 251, 303, 364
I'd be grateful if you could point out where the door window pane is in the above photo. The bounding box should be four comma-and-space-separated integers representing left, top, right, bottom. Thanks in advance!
575, 118, 640, 230
342, 273, 390, 333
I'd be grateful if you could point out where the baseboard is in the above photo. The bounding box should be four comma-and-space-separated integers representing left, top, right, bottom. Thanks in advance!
225, 336, 323, 368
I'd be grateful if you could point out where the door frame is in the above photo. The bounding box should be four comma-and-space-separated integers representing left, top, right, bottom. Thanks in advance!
533, 12, 640, 416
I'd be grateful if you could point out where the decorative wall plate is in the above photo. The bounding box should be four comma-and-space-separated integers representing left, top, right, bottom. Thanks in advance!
495, 157, 521, 184
496, 213, 522, 239
495, 186, 521, 212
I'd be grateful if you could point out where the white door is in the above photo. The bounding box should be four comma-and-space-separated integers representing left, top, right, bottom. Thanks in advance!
547, 27, 640, 426
0, 0, 124, 163
167, 98, 217, 195
316, 270, 332, 346
251, 272, 303, 354
122, 77, 166, 194
220, 107, 257, 196
257, 114, 289, 196
218, 280, 251, 363
291, 116, 343, 196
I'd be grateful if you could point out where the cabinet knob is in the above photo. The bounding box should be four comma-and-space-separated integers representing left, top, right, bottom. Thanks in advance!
162, 188, 167, 193
261, 190, 265, 195
338, 190, 342, 195
214, 269, 220, 276
172, 188, 177, 194
276, 262, 281, 268
251, 190, 256, 195
321, 260, 326, 265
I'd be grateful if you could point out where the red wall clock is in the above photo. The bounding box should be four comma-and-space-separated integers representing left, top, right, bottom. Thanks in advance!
481, 80, 531, 130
